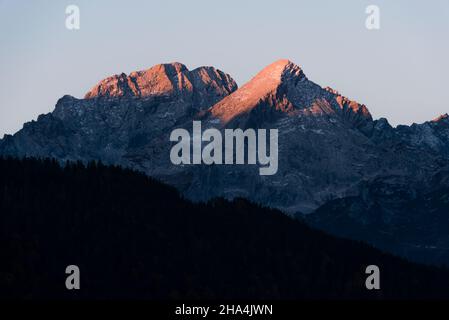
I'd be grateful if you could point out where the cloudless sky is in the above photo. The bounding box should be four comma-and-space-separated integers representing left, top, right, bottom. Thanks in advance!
1, 0, 449, 136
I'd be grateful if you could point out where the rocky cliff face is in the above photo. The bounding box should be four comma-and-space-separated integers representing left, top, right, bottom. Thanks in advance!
207, 60, 371, 128
307, 113, 449, 266
191, 59, 377, 212
1, 59, 449, 265
0, 62, 237, 165
84, 62, 237, 106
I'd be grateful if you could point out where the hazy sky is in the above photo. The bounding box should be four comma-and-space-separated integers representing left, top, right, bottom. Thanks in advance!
1, 0, 449, 136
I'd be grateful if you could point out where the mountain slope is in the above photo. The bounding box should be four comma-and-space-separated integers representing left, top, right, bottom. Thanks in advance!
307, 170, 449, 266
2, 157, 449, 299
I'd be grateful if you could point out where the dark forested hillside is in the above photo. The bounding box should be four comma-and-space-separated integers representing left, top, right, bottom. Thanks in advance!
1, 157, 449, 300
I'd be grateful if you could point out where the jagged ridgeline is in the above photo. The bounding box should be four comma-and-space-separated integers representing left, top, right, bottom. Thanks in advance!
2, 157, 449, 299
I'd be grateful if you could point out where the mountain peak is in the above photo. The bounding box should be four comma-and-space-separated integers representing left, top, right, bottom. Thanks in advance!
208, 59, 372, 125
255, 59, 306, 84
84, 62, 237, 101
84, 62, 188, 99
432, 113, 449, 123
208, 59, 308, 123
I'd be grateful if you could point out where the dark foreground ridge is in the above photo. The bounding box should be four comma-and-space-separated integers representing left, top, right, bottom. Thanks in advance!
1, 157, 449, 299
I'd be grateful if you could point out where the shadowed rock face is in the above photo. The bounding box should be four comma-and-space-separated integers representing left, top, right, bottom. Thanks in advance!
1, 59, 449, 265
307, 171, 449, 266
193, 59, 377, 213
305, 112, 449, 266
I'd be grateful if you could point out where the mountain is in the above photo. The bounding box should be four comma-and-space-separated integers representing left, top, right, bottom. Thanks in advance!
2, 157, 449, 299
0, 62, 237, 165
1, 59, 449, 265
0, 59, 380, 213
84, 62, 237, 103
304, 114, 449, 266
206, 59, 371, 128
306, 170, 449, 266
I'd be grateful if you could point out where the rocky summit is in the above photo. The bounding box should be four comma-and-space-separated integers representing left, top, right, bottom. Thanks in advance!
207, 59, 371, 128
84, 62, 237, 105
1, 59, 449, 265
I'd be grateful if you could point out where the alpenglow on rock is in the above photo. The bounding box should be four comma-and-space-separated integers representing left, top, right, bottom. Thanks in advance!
207, 59, 372, 127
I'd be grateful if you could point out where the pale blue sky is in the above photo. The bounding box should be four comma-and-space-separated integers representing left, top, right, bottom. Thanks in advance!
1, 0, 449, 136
